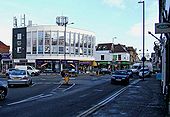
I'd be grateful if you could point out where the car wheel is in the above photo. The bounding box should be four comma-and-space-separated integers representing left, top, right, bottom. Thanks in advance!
29, 80, 33, 85
0, 88, 7, 100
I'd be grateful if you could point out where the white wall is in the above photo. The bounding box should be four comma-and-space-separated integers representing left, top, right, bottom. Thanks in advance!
94, 51, 130, 62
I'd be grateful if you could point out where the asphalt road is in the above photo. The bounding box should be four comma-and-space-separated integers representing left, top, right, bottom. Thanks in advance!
0, 74, 137, 117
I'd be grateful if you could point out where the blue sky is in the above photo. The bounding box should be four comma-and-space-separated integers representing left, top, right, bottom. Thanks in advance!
0, 0, 159, 55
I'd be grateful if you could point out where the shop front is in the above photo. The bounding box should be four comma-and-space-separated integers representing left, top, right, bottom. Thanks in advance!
36, 59, 60, 73
113, 61, 130, 70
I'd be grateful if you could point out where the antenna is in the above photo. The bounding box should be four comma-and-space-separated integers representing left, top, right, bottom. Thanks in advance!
13, 16, 18, 28
20, 14, 26, 27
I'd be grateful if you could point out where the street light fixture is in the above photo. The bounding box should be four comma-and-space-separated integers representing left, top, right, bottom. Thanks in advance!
138, 0, 145, 80
148, 31, 162, 43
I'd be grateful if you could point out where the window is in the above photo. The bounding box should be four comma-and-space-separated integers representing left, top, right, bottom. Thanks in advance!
17, 47, 22, 53
27, 32, 31, 54
59, 47, 64, 54
17, 41, 21, 46
118, 55, 121, 60
101, 55, 104, 60
17, 33, 22, 40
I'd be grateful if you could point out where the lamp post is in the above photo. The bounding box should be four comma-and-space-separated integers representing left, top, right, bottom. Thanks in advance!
138, 0, 145, 80
56, 16, 74, 69
112, 37, 117, 44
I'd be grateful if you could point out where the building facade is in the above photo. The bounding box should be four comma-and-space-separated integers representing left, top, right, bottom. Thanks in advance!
0, 41, 12, 73
12, 25, 96, 73
94, 43, 131, 70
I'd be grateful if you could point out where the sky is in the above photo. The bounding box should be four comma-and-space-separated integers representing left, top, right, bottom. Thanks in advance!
0, 0, 159, 55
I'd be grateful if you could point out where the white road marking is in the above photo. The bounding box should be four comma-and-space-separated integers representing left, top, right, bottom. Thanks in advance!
63, 83, 76, 92
77, 79, 141, 117
7, 93, 53, 106
79, 94, 89, 98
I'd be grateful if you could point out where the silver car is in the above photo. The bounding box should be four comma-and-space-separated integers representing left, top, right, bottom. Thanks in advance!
7, 69, 32, 87
139, 68, 151, 78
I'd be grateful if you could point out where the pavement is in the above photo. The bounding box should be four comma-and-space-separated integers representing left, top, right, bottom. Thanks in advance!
90, 75, 166, 117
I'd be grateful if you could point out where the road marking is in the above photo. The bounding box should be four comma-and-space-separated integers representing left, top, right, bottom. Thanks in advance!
7, 94, 53, 106
63, 83, 76, 92
94, 89, 103, 92
77, 79, 141, 117
79, 94, 89, 98
34, 82, 59, 85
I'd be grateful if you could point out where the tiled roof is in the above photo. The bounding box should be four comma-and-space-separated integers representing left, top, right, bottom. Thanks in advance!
96, 43, 128, 53
0, 41, 10, 53
113, 44, 128, 53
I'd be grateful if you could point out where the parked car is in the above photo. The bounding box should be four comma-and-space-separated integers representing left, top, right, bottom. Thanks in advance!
15, 65, 40, 76
61, 69, 78, 77
5, 68, 17, 76
111, 70, 130, 85
138, 68, 151, 78
99, 68, 111, 75
0, 81, 8, 100
7, 69, 32, 87
126, 69, 133, 78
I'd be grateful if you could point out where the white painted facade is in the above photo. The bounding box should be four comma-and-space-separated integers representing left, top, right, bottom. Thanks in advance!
94, 51, 130, 62
26, 25, 96, 62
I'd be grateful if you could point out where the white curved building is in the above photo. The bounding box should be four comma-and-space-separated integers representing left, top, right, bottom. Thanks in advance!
13, 25, 96, 73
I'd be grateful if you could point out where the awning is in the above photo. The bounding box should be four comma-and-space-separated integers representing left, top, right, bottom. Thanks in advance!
92, 61, 97, 67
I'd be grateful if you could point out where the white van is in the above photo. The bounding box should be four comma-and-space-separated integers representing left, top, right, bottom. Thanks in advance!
131, 63, 142, 74
15, 65, 40, 76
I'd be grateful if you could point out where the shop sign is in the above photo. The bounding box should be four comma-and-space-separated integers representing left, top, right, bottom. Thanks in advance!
2, 53, 11, 59
155, 23, 170, 34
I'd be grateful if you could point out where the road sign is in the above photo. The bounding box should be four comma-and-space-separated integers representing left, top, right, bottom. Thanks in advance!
155, 23, 170, 34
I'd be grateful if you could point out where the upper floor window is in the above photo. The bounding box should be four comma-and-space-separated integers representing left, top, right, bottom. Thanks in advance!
101, 55, 104, 60
17, 33, 22, 40
118, 55, 121, 60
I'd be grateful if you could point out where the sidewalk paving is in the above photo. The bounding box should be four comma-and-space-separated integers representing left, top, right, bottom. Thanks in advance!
90, 76, 166, 117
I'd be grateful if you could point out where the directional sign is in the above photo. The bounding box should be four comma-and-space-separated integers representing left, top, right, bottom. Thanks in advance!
155, 23, 170, 34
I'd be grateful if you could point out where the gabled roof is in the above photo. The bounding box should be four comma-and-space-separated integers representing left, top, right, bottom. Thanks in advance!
96, 43, 128, 53
96, 43, 113, 52
113, 44, 128, 53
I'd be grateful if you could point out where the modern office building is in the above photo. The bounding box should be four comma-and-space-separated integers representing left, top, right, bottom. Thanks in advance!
12, 24, 96, 73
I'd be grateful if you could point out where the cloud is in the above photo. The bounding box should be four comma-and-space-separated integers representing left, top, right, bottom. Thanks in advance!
103, 0, 125, 9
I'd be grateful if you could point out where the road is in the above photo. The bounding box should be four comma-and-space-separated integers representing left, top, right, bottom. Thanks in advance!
0, 74, 138, 117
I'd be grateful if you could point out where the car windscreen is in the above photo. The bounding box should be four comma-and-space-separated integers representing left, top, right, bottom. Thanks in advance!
112, 71, 128, 75
132, 66, 138, 69
11, 70, 26, 75
140, 69, 149, 72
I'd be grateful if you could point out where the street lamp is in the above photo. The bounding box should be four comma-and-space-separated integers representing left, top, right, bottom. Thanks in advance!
63, 22, 74, 60
112, 37, 117, 44
138, 0, 145, 80
56, 16, 74, 69
148, 31, 162, 43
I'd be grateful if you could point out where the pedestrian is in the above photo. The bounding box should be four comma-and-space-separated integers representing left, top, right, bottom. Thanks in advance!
61, 70, 65, 77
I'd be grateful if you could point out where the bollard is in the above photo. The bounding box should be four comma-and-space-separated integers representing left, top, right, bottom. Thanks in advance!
64, 75, 69, 85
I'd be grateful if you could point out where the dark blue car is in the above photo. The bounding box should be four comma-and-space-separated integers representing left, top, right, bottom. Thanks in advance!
111, 70, 130, 85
